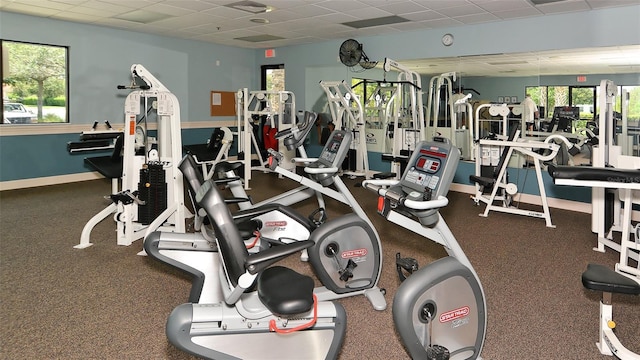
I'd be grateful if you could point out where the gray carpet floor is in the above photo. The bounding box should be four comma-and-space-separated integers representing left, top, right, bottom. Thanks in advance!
1, 171, 638, 359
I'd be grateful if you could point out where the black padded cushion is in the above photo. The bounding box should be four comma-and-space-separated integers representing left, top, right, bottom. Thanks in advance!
183, 128, 227, 162
237, 219, 261, 239
214, 161, 243, 173
84, 134, 124, 179
257, 266, 314, 316
549, 165, 640, 184
469, 175, 495, 187
84, 156, 123, 179
582, 263, 640, 295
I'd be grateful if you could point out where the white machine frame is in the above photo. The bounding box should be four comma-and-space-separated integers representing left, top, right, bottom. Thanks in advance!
588, 80, 640, 266
425, 72, 473, 160
76, 64, 187, 249
319, 80, 370, 179
380, 58, 426, 179
472, 130, 580, 228
358, 79, 400, 153
236, 88, 296, 189
553, 172, 639, 359
471, 103, 581, 227
594, 287, 640, 360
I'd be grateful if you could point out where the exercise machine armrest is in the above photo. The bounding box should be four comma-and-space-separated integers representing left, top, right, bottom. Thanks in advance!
402, 196, 449, 211
292, 157, 318, 163
304, 166, 338, 175
244, 240, 314, 274
362, 179, 399, 194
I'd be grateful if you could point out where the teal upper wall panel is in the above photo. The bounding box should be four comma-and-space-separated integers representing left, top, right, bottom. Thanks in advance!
0, 11, 257, 124
257, 5, 640, 111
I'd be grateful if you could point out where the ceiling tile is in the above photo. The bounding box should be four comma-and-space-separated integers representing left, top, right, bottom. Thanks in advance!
436, 4, 487, 17
5, 3, 61, 16
142, 3, 197, 16
160, 0, 218, 12
316, 0, 371, 12
493, 7, 543, 19
454, 12, 501, 24
400, 10, 445, 21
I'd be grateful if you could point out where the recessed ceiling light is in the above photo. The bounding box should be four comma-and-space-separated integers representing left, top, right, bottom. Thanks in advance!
250, 18, 270, 24
114, 10, 173, 24
235, 34, 284, 42
226, 1, 274, 14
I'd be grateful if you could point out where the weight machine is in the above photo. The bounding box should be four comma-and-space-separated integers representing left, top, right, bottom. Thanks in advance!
514, 104, 589, 165
355, 79, 399, 154
549, 164, 640, 360
378, 58, 426, 179
236, 88, 296, 189
76, 64, 187, 249
319, 80, 369, 179
590, 80, 640, 265
471, 102, 581, 227
425, 72, 474, 160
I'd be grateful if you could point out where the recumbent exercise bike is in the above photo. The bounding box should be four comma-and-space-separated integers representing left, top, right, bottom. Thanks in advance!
364, 138, 487, 360
145, 129, 386, 310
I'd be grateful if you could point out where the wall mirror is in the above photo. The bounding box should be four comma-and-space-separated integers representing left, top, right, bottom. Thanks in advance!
357, 45, 640, 166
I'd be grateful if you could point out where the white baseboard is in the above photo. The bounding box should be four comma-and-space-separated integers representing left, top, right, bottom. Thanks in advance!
0, 172, 104, 191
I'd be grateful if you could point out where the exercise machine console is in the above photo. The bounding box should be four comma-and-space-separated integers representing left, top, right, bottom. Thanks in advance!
364, 138, 486, 360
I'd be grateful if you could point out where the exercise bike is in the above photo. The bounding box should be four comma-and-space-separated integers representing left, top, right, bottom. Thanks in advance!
145, 129, 387, 310
363, 138, 487, 360
164, 178, 347, 360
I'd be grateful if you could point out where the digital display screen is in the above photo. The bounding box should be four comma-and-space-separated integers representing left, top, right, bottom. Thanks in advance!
414, 156, 440, 173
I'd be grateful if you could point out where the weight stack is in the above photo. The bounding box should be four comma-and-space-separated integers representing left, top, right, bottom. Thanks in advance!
138, 163, 167, 225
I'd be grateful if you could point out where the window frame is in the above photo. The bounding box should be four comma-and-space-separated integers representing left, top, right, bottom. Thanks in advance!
1, 39, 69, 125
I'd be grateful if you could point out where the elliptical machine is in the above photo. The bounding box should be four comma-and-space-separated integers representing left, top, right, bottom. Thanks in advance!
145, 129, 386, 310
364, 138, 487, 360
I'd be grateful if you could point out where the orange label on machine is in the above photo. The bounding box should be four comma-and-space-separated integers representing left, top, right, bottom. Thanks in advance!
129, 116, 136, 135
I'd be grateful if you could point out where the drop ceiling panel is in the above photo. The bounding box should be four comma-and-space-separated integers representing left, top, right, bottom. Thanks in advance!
0, 0, 637, 75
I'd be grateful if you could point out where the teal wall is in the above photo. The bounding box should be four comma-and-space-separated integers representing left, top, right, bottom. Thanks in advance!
1, 5, 639, 200
0, 12, 258, 124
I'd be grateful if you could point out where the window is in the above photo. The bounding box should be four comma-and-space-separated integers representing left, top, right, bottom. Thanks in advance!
260, 64, 285, 113
527, 84, 640, 139
620, 86, 639, 122
1, 40, 68, 124
262, 64, 284, 92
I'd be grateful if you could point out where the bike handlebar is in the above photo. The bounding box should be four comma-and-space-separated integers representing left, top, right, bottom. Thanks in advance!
362, 179, 449, 210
